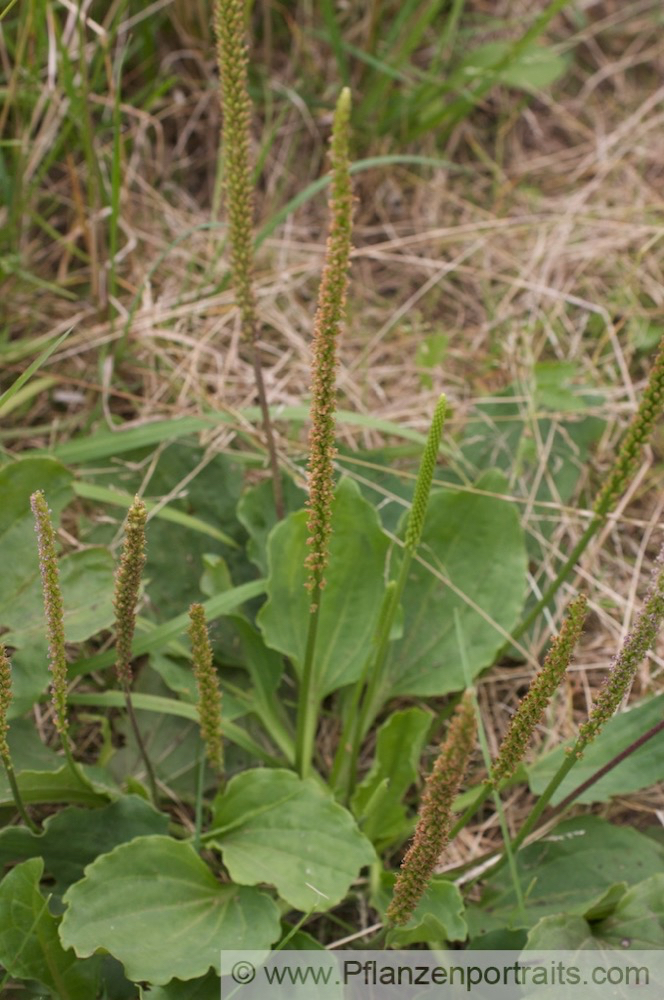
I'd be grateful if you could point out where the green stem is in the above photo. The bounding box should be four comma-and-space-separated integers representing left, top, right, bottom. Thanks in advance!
448, 782, 492, 840
124, 684, 159, 803
329, 580, 396, 796
1, 757, 39, 834
345, 551, 413, 796
295, 589, 323, 778
509, 517, 600, 645
485, 751, 578, 883
194, 751, 205, 854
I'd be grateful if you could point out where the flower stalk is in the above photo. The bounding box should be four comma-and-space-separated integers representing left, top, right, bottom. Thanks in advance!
113, 497, 158, 802
511, 333, 664, 643
213, 0, 283, 519
188, 603, 224, 780
387, 692, 476, 925
295, 87, 353, 779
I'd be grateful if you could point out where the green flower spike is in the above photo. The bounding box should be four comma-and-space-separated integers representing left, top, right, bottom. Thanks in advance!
491, 593, 587, 784
188, 604, 224, 775
387, 692, 476, 926
113, 497, 147, 686
404, 394, 447, 553
594, 334, 664, 517
575, 543, 664, 753
305, 86, 353, 604
30, 490, 68, 735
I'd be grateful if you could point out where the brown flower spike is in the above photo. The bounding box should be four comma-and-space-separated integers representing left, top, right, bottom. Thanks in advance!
0, 645, 12, 763
387, 692, 476, 925
305, 88, 353, 602
113, 497, 147, 686
30, 491, 68, 734
491, 593, 587, 784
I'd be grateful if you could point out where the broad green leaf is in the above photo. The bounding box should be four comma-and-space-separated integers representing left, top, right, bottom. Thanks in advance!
351, 708, 431, 849
5, 546, 115, 714
0, 858, 98, 999
383, 470, 527, 698
2, 765, 109, 808
526, 875, 664, 949
467, 817, 664, 934
258, 477, 390, 696
208, 768, 376, 911
60, 836, 280, 985
237, 473, 307, 574
0, 796, 168, 891
372, 872, 467, 946
528, 694, 664, 804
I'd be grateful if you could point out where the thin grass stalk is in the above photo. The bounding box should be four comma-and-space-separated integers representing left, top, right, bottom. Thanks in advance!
295, 88, 353, 778
213, 0, 283, 519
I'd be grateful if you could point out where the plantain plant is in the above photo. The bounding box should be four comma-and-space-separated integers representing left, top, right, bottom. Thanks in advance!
0, 3, 663, 997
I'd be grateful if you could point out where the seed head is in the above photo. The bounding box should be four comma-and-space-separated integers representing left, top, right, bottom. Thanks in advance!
188, 604, 224, 774
387, 692, 476, 925
30, 491, 68, 734
491, 594, 587, 784
113, 497, 147, 686
305, 88, 353, 597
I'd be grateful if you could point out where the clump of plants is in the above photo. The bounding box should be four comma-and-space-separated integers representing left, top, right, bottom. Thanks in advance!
0, 0, 663, 997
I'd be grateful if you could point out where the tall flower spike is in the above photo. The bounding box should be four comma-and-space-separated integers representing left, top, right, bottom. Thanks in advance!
387, 692, 476, 926
305, 87, 353, 600
30, 491, 68, 734
404, 394, 446, 553
594, 333, 664, 517
213, 0, 257, 335
213, 0, 283, 518
0, 644, 12, 763
113, 497, 147, 685
188, 604, 224, 774
491, 593, 587, 784
575, 543, 664, 753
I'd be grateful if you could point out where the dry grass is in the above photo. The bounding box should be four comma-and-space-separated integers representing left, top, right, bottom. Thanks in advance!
3, 0, 664, 866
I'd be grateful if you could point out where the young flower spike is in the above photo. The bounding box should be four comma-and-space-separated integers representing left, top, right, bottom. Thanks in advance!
575, 543, 664, 752
30, 490, 68, 734
387, 692, 476, 926
594, 333, 664, 517
491, 593, 587, 784
305, 87, 353, 600
404, 394, 447, 553
188, 604, 224, 774
113, 497, 147, 685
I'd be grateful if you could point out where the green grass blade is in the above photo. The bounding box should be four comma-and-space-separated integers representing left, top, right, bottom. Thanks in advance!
0, 328, 71, 408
